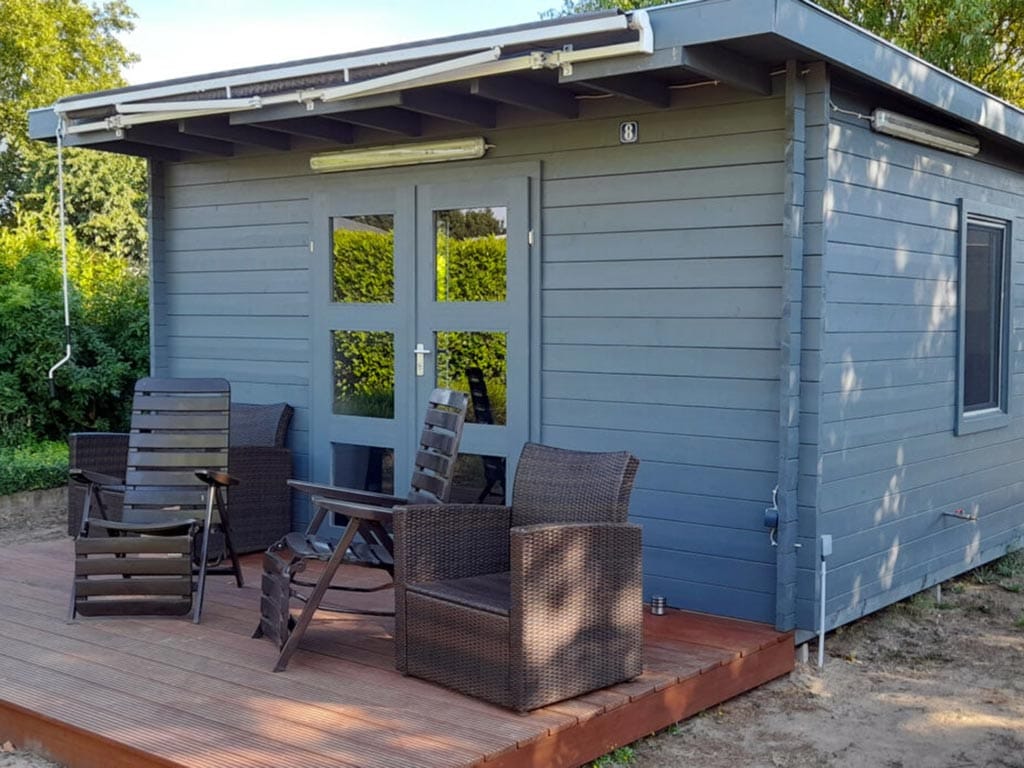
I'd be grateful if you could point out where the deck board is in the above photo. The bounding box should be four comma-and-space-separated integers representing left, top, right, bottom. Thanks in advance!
0, 540, 792, 768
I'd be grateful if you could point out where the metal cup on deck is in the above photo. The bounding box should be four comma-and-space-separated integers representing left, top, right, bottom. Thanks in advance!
650, 595, 666, 615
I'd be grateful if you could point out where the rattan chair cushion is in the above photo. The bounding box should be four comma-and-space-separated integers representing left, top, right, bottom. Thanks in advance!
407, 571, 511, 616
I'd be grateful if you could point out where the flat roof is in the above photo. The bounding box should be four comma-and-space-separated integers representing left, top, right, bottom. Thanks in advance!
29, 0, 1024, 157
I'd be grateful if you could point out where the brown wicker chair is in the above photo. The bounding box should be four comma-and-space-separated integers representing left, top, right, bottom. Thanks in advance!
393, 443, 642, 711
68, 401, 293, 552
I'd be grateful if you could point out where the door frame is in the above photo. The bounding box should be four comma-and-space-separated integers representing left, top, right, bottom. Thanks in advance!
307, 160, 542, 516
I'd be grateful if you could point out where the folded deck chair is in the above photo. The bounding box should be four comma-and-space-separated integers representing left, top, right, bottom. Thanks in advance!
256, 387, 469, 671
69, 377, 243, 623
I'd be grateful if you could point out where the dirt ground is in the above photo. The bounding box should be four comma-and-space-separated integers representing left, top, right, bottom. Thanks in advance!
2, 501, 1023, 768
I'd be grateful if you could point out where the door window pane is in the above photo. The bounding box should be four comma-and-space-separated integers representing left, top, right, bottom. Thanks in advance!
332, 214, 394, 303
434, 207, 507, 302
449, 453, 506, 505
434, 331, 506, 425
332, 330, 394, 418
963, 222, 1006, 412
332, 443, 395, 496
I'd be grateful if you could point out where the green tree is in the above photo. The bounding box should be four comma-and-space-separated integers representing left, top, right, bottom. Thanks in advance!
0, 0, 147, 259
542, 0, 1024, 107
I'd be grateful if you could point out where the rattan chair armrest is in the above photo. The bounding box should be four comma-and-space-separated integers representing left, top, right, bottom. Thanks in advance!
195, 469, 238, 487
511, 521, 643, 606
69, 468, 124, 488
394, 504, 511, 584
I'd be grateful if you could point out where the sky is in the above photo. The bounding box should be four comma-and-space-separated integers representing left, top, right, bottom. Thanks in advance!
121, 0, 559, 85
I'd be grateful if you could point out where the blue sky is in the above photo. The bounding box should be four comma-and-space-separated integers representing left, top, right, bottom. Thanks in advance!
122, 0, 559, 84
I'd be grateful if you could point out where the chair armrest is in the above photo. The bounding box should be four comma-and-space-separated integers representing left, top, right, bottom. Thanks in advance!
288, 479, 405, 508
394, 504, 511, 584
69, 468, 124, 488
511, 522, 643, 615
195, 469, 238, 487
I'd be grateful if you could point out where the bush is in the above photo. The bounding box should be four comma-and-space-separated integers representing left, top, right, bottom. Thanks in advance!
0, 440, 68, 495
0, 221, 149, 444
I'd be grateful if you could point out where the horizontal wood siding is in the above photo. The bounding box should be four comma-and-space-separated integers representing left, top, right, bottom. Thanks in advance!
162, 157, 313, 500
156, 81, 787, 621
538, 83, 785, 625
818, 80, 1024, 630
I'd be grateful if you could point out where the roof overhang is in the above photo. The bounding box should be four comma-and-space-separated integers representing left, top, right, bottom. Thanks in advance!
28, 0, 1024, 160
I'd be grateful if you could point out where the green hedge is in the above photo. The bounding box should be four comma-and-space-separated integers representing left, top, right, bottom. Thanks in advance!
331, 228, 508, 418
0, 441, 69, 495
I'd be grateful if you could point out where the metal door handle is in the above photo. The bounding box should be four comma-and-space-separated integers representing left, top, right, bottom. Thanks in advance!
413, 343, 432, 377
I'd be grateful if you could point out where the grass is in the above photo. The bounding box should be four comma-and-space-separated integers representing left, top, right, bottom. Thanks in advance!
591, 746, 636, 767
973, 550, 1024, 588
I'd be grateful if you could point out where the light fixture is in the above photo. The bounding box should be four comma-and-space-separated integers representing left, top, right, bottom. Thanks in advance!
310, 137, 489, 173
870, 109, 980, 157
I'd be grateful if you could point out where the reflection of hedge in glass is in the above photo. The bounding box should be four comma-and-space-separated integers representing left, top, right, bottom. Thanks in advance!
332, 330, 395, 418
436, 233, 507, 303
435, 331, 506, 425
332, 226, 394, 303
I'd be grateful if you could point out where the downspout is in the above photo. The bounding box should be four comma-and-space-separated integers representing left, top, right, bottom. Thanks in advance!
773, 59, 806, 632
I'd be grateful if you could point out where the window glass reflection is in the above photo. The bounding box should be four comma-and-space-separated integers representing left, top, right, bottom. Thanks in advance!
332, 214, 394, 303
435, 207, 507, 302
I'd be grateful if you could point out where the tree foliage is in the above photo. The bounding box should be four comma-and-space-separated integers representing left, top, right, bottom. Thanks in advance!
0, 0, 147, 258
0, 220, 149, 444
542, 0, 1024, 107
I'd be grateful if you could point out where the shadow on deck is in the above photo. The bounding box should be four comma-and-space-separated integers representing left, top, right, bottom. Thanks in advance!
0, 540, 793, 768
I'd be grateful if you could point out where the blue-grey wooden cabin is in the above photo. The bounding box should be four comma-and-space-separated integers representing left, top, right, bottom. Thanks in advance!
30, 0, 1024, 639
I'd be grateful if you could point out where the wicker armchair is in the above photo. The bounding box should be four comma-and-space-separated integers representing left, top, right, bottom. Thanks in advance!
393, 443, 642, 711
68, 402, 293, 553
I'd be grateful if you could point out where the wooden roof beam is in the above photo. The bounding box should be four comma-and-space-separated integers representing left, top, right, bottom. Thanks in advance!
324, 108, 422, 137
256, 117, 354, 143
677, 44, 772, 95
124, 124, 234, 156
469, 76, 579, 118
399, 90, 497, 127
562, 44, 771, 96
178, 116, 291, 150
577, 74, 671, 108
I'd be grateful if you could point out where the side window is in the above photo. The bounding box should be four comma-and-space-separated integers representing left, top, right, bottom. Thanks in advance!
957, 200, 1014, 434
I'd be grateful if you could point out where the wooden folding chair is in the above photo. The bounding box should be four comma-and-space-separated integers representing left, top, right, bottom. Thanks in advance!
69, 378, 243, 623
255, 388, 469, 671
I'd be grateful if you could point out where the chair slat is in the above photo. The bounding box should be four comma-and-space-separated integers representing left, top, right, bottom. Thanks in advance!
128, 450, 227, 469
131, 413, 228, 431
75, 536, 192, 555
423, 408, 461, 432
419, 430, 456, 455
132, 394, 228, 412
75, 577, 192, 597
136, 377, 230, 394
414, 450, 451, 476
123, 488, 208, 508
129, 433, 228, 450
409, 471, 446, 501
125, 470, 209, 487
76, 558, 192, 576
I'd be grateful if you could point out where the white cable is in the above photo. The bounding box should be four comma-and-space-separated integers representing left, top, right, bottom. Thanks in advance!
47, 118, 73, 395
829, 100, 871, 122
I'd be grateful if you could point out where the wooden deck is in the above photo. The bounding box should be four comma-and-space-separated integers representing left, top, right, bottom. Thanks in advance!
0, 540, 793, 768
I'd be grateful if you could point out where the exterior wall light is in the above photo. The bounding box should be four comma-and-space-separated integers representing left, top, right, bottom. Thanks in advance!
310, 137, 489, 173
870, 109, 980, 157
